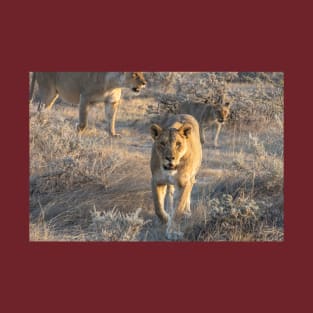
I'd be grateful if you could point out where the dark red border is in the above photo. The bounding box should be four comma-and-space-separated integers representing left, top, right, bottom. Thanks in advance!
2, 1, 312, 312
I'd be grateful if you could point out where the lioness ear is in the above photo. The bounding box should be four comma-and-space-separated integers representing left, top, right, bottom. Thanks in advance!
132, 72, 138, 78
150, 124, 162, 140
179, 123, 192, 138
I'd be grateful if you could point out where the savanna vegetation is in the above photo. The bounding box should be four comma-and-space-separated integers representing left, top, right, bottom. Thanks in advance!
29, 72, 284, 241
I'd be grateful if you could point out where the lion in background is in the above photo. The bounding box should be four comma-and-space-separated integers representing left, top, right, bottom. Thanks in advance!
29, 72, 146, 136
178, 99, 232, 147
150, 114, 202, 240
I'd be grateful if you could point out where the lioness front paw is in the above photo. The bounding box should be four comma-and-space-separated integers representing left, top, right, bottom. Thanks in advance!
158, 213, 169, 224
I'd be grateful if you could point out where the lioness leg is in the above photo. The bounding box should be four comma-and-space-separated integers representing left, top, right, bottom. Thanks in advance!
105, 89, 121, 137
165, 184, 179, 238
199, 124, 205, 144
166, 183, 193, 240
36, 73, 58, 111
165, 184, 175, 217
106, 99, 120, 136
37, 87, 58, 111
213, 123, 222, 147
174, 182, 193, 219
77, 95, 90, 131
152, 183, 169, 223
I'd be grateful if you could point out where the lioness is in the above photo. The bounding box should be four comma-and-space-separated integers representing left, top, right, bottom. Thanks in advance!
29, 72, 146, 136
179, 101, 232, 147
150, 114, 202, 240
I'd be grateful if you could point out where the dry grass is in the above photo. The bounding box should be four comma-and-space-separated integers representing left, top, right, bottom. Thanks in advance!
29, 74, 284, 241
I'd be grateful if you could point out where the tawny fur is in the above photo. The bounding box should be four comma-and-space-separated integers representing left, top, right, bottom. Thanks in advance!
29, 72, 146, 136
150, 114, 202, 239
178, 101, 231, 147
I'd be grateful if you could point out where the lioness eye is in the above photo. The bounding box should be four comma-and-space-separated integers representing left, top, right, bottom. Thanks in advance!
176, 142, 181, 147
160, 142, 166, 147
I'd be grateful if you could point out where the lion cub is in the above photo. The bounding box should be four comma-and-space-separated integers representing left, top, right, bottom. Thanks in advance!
150, 114, 202, 240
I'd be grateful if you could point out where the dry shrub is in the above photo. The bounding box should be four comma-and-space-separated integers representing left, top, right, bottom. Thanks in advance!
185, 193, 283, 241
184, 131, 283, 241
228, 82, 283, 130
88, 207, 149, 241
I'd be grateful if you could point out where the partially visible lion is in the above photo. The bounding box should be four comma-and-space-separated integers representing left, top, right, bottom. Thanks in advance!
150, 114, 202, 240
178, 100, 232, 147
29, 72, 146, 136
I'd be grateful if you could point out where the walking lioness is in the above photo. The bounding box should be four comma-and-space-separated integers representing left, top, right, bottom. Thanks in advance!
29, 72, 146, 136
150, 114, 202, 240
179, 101, 232, 147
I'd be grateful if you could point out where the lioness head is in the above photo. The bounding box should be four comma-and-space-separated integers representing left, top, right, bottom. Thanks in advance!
125, 72, 146, 93
214, 102, 231, 124
150, 123, 192, 171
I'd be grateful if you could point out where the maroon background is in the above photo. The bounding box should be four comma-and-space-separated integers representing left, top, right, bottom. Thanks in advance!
1, 0, 312, 312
